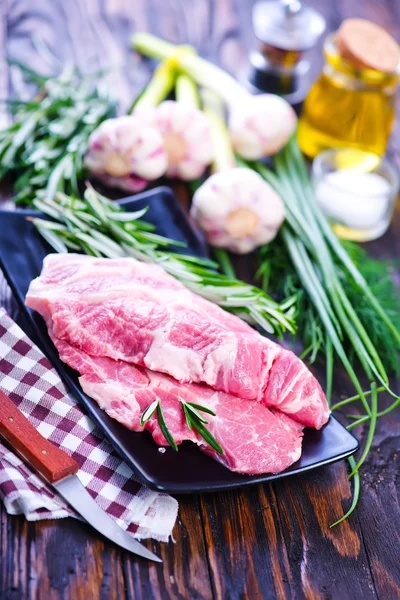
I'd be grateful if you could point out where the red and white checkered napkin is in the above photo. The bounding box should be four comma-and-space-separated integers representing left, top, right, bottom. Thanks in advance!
0, 307, 178, 541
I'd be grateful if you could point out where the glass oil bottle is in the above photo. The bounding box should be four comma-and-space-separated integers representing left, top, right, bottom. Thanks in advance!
298, 20, 400, 158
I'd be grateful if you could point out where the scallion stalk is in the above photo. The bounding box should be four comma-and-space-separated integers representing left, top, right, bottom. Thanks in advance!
132, 33, 248, 105
279, 141, 390, 388
282, 228, 371, 415
330, 457, 360, 527
252, 137, 400, 524
346, 395, 400, 430
133, 58, 176, 110
330, 386, 386, 411
193, 89, 238, 279
325, 337, 334, 406
348, 383, 378, 476
290, 139, 400, 348
202, 89, 236, 172
175, 73, 200, 108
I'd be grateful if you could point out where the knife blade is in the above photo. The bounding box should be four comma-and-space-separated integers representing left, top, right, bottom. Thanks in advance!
0, 388, 161, 562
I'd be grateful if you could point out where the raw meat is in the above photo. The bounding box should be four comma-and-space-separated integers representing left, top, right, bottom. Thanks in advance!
26, 254, 330, 429
54, 338, 304, 474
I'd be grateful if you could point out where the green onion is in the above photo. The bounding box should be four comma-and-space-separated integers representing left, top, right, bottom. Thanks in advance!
330, 387, 386, 411
133, 58, 175, 110
251, 136, 400, 523
346, 395, 400, 430
290, 140, 400, 348
132, 33, 248, 105
325, 337, 334, 406
348, 383, 378, 477
330, 457, 360, 527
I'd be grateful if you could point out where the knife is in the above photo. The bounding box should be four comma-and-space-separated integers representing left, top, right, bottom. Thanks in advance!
0, 388, 161, 562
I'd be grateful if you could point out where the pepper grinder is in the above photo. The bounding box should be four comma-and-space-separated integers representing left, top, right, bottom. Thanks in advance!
247, 0, 326, 104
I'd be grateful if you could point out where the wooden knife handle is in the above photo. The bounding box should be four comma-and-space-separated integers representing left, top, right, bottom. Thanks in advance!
0, 388, 79, 483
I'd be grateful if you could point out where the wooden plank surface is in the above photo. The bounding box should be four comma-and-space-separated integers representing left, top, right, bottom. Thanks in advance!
0, 1, 399, 599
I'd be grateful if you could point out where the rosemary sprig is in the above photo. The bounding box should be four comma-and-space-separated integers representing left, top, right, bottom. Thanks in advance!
140, 399, 158, 425
156, 402, 178, 451
180, 400, 224, 454
0, 63, 116, 205
140, 398, 223, 455
31, 186, 296, 337
140, 399, 178, 451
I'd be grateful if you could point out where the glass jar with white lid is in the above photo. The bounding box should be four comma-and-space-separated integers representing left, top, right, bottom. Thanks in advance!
312, 148, 399, 242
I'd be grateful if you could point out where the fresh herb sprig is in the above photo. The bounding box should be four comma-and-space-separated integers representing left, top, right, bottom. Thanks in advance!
0, 63, 116, 205
140, 398, 223, 454
140, 399, 178, 451
31, 186, 296, 337
180, 400, 224, 454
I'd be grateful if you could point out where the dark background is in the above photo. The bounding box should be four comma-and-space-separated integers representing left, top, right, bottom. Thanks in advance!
0, 1, 399, 599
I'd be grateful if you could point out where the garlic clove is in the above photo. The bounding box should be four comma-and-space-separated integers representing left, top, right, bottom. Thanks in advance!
134, 100, 214, 180
85, 115, 167, 191
191, 167, 285, 254
229, 94, 297, 160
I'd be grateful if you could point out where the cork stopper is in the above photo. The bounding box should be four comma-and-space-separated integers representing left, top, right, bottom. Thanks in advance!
336, 19, 400, 74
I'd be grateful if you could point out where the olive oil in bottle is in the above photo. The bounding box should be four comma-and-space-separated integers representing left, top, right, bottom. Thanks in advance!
298, 19, 400, 158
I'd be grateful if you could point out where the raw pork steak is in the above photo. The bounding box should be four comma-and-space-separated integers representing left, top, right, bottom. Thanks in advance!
26, 254, 330, 429
54, 337, 304, 474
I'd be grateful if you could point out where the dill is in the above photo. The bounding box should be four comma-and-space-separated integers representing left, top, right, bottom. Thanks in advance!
258, 237, 400, 377
339, 242, 400, 377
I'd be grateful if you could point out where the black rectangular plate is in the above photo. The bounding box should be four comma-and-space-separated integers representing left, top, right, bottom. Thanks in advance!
0, 186, 359, 493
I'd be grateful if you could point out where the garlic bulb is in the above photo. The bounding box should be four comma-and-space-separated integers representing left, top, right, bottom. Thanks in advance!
135, 100, 213, 180
190, 168, 285, 254
229, 94, 297, 160
132, 35, 297, 160
85, 115, 167, 192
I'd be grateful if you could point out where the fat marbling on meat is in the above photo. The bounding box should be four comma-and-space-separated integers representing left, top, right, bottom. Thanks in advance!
26, 254, 330, 430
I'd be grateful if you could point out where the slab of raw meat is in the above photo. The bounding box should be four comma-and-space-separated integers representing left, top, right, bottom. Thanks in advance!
26, 254, 330, 429
54, 338, 304, 475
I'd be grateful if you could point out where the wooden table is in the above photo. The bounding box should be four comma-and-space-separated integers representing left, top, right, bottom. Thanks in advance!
0, 1, 399, 598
